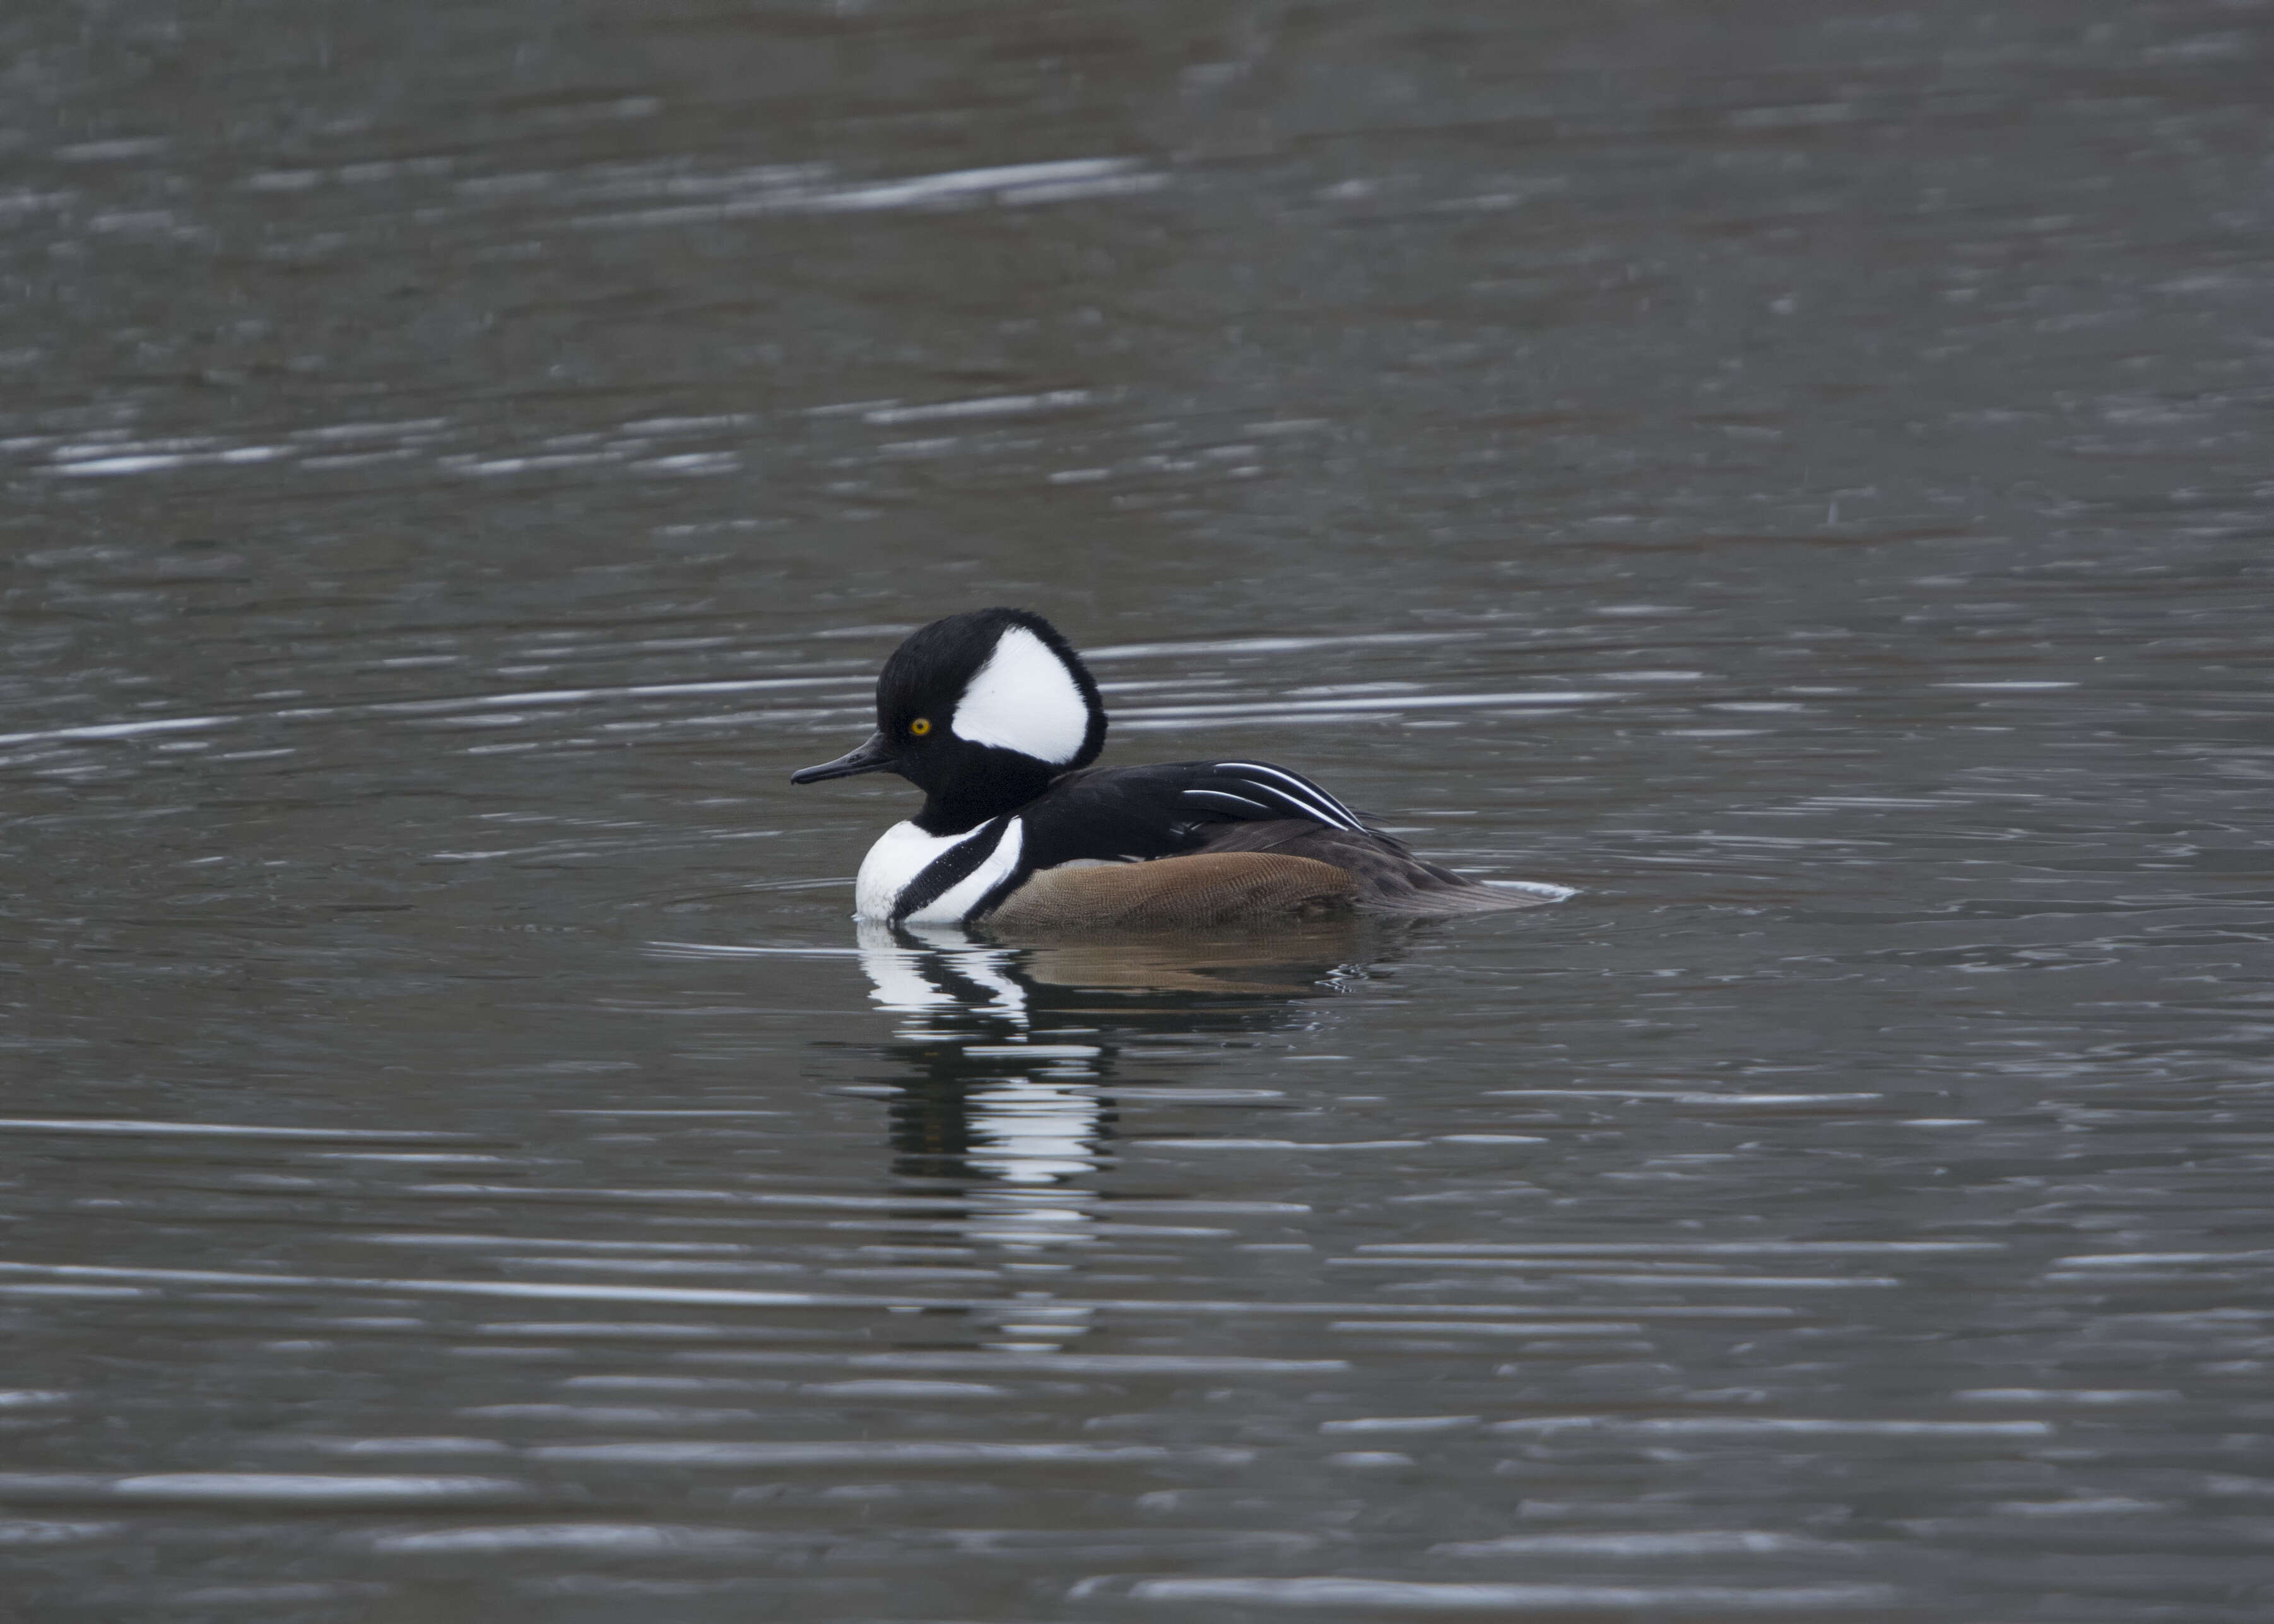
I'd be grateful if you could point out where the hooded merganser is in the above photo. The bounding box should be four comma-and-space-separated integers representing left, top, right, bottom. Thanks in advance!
791, 607, 1555, 932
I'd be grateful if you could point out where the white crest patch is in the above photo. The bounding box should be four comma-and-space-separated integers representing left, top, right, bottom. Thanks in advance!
950, 625, 1091, 765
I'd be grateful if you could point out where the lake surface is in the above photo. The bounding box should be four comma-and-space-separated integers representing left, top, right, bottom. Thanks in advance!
4, 1, 2272, 1619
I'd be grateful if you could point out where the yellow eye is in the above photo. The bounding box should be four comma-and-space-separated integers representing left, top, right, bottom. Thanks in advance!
909, 717, 931, 737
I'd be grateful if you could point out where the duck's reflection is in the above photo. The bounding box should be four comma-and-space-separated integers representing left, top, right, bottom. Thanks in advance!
852, 918, 1380, 1347
859, 918, 1375, 1184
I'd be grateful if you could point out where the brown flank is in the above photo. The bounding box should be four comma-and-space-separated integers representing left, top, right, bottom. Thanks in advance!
984, 852, 1359, 935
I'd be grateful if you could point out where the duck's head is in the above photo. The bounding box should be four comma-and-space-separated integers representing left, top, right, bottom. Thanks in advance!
792, 607, 1107, 833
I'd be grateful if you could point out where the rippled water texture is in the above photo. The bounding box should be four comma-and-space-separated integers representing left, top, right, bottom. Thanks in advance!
4, 1, 2273, 1620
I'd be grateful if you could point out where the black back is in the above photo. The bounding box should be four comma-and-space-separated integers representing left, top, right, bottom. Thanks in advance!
1016, 758, 1380, 871
880, 760, 1384, 924
987, 759, 1524, 918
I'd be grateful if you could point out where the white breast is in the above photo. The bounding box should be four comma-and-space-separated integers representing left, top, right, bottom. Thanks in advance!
856, 821, 974, 922
854, 817, 1027, 925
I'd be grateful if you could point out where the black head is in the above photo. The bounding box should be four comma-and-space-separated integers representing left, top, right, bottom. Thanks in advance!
791, 607, 1107, 833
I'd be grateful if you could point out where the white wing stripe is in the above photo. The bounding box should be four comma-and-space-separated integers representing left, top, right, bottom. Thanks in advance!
1213, 762, 1365, 831
1184, 789, 1273, 815
1273, 769, 1364, 827
1234, 777, 1345, 828
1220, 760, 1364, 828
1257, 785, 1329, 822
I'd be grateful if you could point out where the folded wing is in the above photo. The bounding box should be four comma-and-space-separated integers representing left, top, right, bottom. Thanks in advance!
1016, 758, 1370, 867
1010, 760, 1543, 917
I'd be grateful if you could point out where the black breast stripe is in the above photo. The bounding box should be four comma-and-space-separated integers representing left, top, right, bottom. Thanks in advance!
892, 816, 1013, 924
966, 861, 1034, 924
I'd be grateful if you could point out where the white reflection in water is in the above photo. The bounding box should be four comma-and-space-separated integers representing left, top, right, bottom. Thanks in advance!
855, 922, 1109, 1339
848, 918, 1374, 1351
857, 920, 1030, 1027
958, 1079, 1099, 1186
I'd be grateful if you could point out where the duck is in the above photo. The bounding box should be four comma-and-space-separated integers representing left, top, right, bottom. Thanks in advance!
791, 607, 1553, 933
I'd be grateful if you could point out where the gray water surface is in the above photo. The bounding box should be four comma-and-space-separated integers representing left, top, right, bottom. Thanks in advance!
4, 1, 2273, 1620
